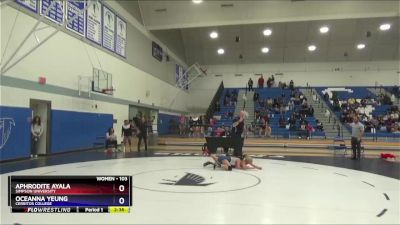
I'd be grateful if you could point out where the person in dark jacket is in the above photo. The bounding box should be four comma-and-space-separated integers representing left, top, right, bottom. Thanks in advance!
137, 116, 148, 151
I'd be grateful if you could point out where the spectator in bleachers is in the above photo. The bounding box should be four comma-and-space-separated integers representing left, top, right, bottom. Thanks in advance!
248, 78, 254, 92
253, 91, 259, 102
288, 100, 294, 111
228, 110, 233, 119
333, 98, 341, 111
258, 75, 264, 88
215, 124, 226, 137
391, 94, 396, 104
288, 115, 296, 130
323, 92, 329, 101
215, 101, 220, 112
279, 116, 286, 128
306, 123, 314, 140
267, 76, 273, 88
316, 120, 324, 132
392, 85, 399, 97
259, 118, 271, 137
188, 116, 194, 137
289, 80, 294, 90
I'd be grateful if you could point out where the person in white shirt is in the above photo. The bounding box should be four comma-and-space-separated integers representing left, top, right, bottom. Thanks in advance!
31, 116, 43, 158
349, 116, 365, 160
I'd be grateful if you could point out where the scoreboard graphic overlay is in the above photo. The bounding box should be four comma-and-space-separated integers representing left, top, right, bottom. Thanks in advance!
9, 176, 132, 213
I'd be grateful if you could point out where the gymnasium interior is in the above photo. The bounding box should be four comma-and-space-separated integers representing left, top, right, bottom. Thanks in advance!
0, 0, 399, 224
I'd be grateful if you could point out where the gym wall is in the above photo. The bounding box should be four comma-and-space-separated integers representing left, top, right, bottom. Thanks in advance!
0, 4, 189, 161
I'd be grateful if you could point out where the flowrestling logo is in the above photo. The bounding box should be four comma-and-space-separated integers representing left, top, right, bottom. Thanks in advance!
0, 118, 15, 150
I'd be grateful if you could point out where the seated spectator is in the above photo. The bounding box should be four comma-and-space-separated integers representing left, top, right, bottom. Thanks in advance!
323, 92, 329, 101
391, 94, 396, 104
259, 118, 272, 137
306, 123, 314, 140
253, 92, 259, 102
282, 82, 287, 89
333, 99, 341, 111
298, 122, 307, 139
392, 85, 399, 97
106, 128, 118, 151
279, 116, 286, 128
215, 101, 220, 112
215, 125, 226, 137
316, 120, 324, 131
228, 111, 234, 119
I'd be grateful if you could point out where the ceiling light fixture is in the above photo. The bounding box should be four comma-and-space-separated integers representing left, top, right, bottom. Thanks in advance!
379, 23, 391, 31
192, 0, 203, 4
217, 48, 225, 55
308, 45, 316, 51
263, 29, 272, 36
357, 43, 365, 49
319, 26, 329, 33
261, 47, 269, 53
209, 31, 218, 39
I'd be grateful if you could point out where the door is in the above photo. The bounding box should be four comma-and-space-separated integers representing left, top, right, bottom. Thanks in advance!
30, 99, 51, 155
150, 110, 159, 134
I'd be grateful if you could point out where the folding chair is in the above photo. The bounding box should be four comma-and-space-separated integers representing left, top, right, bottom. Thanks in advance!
333, 136, 346, 156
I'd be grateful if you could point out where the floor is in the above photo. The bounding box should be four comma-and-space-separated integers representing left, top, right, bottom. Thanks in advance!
1, 148, 399, 224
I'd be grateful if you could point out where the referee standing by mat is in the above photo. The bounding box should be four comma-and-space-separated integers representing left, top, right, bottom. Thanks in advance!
232, 111, 247, 157
350, 116, 364, 160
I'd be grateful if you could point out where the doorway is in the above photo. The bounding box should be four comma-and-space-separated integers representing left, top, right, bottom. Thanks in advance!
30, 99, 51, 156
128, 105, 159, 134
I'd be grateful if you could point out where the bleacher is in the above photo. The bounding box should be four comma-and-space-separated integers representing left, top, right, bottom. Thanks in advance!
212, 88, 240, 127
316, 86, 400, 140
254, 88, 325, 138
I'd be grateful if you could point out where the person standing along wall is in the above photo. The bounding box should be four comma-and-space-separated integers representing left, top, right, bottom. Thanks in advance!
122, 120, 133, 152
248, 78, 254, 92
137, 116, 148, 152
258, 75, 264, 88
30, 116, 43, 158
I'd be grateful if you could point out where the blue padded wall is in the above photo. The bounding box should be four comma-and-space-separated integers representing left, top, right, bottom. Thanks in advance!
51, 110, 113, 153
0, 106, 32, 161
158, 113, 180, 135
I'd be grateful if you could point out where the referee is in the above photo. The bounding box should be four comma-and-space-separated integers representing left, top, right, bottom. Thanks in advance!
350, 116, 364, 160
232, 111, 247, 157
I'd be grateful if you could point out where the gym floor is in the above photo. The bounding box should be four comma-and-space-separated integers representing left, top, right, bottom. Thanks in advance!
1, 144, 399, 224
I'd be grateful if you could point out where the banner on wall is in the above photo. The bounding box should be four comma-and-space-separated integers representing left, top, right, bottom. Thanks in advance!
15, 0, 38, 13
86, 0, 102, 45
66, 0, 86, 36
102, 5, 116, 52
152, 42, 163, 62
115, 16, 126, 57
40, 0, 64, 25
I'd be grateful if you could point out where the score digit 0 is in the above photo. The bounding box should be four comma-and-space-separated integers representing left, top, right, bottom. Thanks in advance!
119, 197, 125, 205
118, 185, 125, 192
